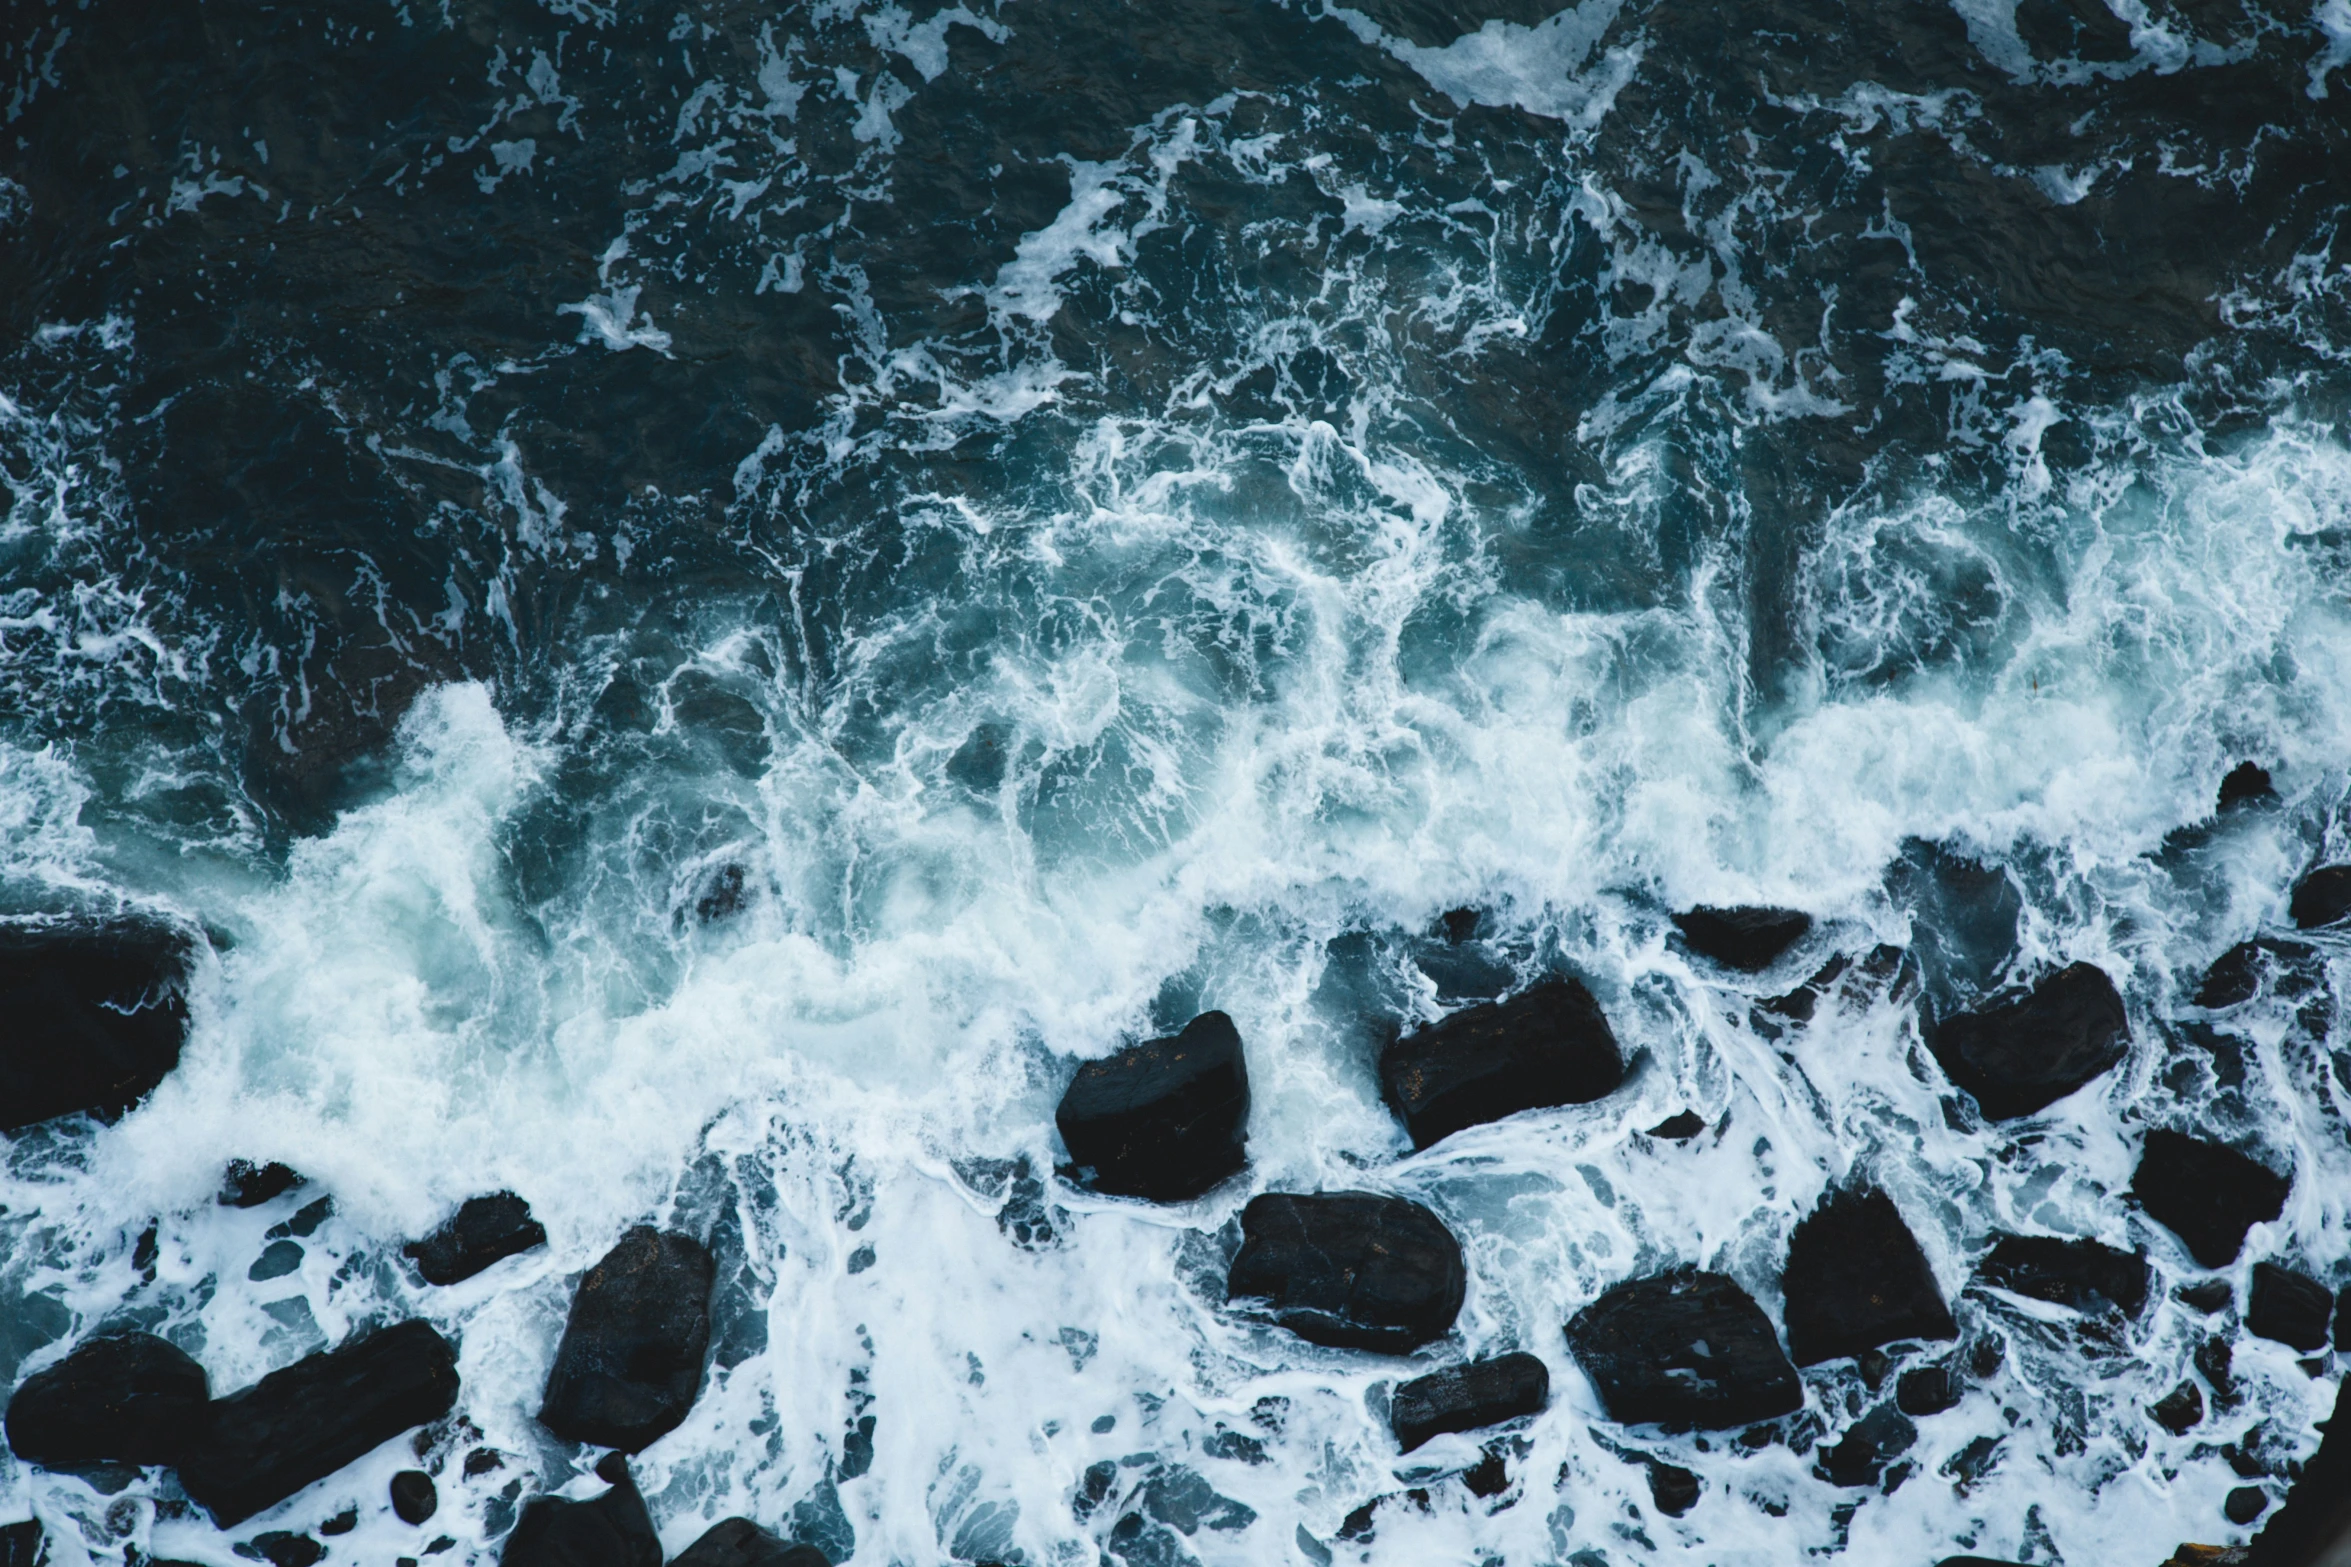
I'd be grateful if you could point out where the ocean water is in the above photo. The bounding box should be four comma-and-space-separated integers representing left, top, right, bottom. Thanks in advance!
4, 0, 2351, 1563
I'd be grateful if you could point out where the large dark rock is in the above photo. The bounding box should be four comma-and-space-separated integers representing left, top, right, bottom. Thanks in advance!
2247, 1373, 2351, 1567
406, 1192, 549, 1285
1377, 977, 1622, 1150
1975, 1235, 2149, 1317
1672, 906, 1812, 971
1782, 1187, 1956, 1366
1565, 1270, 1802, 1429
1927, 961, 2130, 1120
5, 1331, 208, 1468
2131, 1130, 2291, 1268
0, 922, 191, 1134
177, 1320, 460, 1526
2289, 865, 2351, 930
540, 1227, 715, 1451
502, 1466, 661, 1567
671, 1518, 829, 1567
2246, 1263, 2332, 1352
1388, 1352, 1548, 1452
1226, 1192, 1465, 1353
1054, 1012, 1249, 1202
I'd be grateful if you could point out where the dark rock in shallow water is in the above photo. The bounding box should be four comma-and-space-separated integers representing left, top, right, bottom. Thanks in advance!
1672, 906, 1812, 971
2246, 1263, 2331, 1351
391, 1469, 438, 1525
1818, 1403, 1915, 1487
2198, 941, 2267, 1009
1782, 1187, 1956, 1366
2250, 1375, 2351, 1566
1648, 1462, 1698, 1516
1646, 1110, 1706, 1140
406, 1192, 548, 1285
1226, 1193, 1465, 1353
1378, 977, 1621, 1150
2150, 1380, 2204, 1434
2289, 864, 2351, 930
0, 1521, 41, 1567
2218, 762, 2275, 811
671, 1517, 829, 1567
1388, 1352, 1548, 1452
540, 1227, 715, 1451
2131, 1130, 2290, 1268
1054, 1011, 1248, 1201
220, 1161, 303, 1208
2229, 1487, 2271, 1525
2177, 1279, 2234, 1314
250, 1532, 322, 1567
178, 1320, 459, 1526
1927, 962, 2129, 1120
1975, 1235, 2149, 1316
5, 1331, 208, 1468
502, 1466, 661, 1567
1565, 1270, 1801, 1429
0, 922, 191, 1134
1895, 1363, 1960, 1417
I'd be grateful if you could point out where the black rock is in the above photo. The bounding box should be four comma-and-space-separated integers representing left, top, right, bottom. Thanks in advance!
1378, 977, 1622, 1150
1936, 1560, 2031, 1567
2338, 1285, 2351, 1352
5, 1331, 208, 1468
2246, 1263, 2332, 1352
1926, 962, 2130, 1121
2289, 865, 2351, 930
220, 1161, 303, 1208
1895, 1364, 1959, 1417
1975, 1235, 2149, 1316
1782, 1187, 1956, 1366
2249, 1373, 2351, 1565
2131, 1130, 2291, 1268
406, 1193, 549, 1286
539, 1227, 715, 1451
250, 1532, 323, 1567
1564, 1270, 1801, 1429
0, 1521, 40, 1567
1672, 906, 1812, 971
2177, 1279, 2235, 1314
178, 1320, 460, 1527
1818, 1403, 1915, 1488
0, 922, 191, 1134
671, 1517, 830, 1567
1646, 1110, 1706, 1141
2198, 941, 2265, 1009
391, 1469, 438, 1525
1054, 1011, 1249, 1202
2228, 1486, 2270, 1525
502, 1466, 661, 1567
2150, 1380, 2204, 1435
1388, 1352, 1548, 1452
1226, 1192, 1465, 1353
2219, 762, 2275, 811
1648, 1462, 1699, 1517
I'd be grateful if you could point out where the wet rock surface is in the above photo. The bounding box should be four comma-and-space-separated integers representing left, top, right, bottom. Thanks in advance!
501, 1464, 661, 1567
2288, 864, 2351, 929
670, 1517, 829, 1567
2248, 1374, 2351, 1566
1671, 905, 1812, 971
539, 1227, 716, 1451
1054, 1011, 1249, 1202
1226, 1192, 1465, 1353
0, 1522, 40, 1567
4, 1331, 209, 1469
1566, 1270, 1802, 1429
1927, 961, 2130, 1120
1896, 1363, 1960, 1417
1819, 1402, 1916, 1487
1377, 976, 1622, 1150
2131, 1130, 2291, 1268
2245, 1263, 2331, 1351
1975, 1235, 2150, 1316
0, 922, 192, 1134
2217, 761, 2275, 810
390, 1469, 438, 1525
1387, 1351, 1549, 1452
406, 1192, 549, 1286
1782, 1187, 1957, 1366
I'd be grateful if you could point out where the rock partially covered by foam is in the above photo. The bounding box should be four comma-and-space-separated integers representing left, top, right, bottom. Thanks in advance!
406, 1192, 549, 1286
671, 1517, 830, 1567
1927, 962, 2129, 1120
2246, 1262, 2331, 1351
502, 1463, 661, 1567
1227, 1193, 1465, 1353
4, 1332, 209, 1468
2131, 1130, 2290, 1268
540, 1227, 715, 1451
1672, 906, 1812, 971
2248, 1372, 2351, 1566
1975, 1235, 2149, 1317
2218, 761, 2275, 811
1378, 977, 1621, 1150
1388, 1352, 1549, 1452
1782, 1187, 1956, 1366
0, 922, 192, 1134
178, 1321, 460, 1527
1054, 1011, 1249, 1202
2290, 865, 2351, 929
1565, 1270, 1801, 1429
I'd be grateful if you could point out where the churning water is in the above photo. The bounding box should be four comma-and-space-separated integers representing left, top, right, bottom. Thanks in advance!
5, 0, 2351, 1562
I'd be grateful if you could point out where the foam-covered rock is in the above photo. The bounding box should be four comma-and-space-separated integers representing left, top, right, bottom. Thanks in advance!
671, 1517, 830, 1567
4, 1332, 208, 1468
1226, 1192, 1465, 1353
1388, 1352, 1548, 1452
1378, 977, 1621, 1150
1975, 1235, 2149, 1316
406, 1192, 548, 1285
1782, 1187, 1956, 1366
2131, 1130, 2290, 1268
2246, 1262, 2331, 1351
1054, 1011, 1248, 1201
1672, 906, 1812, 971
502, 1464, 661, 1567
2289, 864, 2351, 930
2218, 761, 2275, 811
1565, 1270, 1801, 1429
540, 1227, 715, 1451
177, 1321, 459, 1526
1927, 962, 2129, 1120
0, 922, 192, 1134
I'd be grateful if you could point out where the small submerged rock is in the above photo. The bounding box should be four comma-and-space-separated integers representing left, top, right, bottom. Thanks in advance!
1781, 1187, 1956, 1367
1054, 1011, 1249, 1202
4, 1332, 209, 1469
540, 1227, 715, 1451
1927, 961, 2129, 1120
1377, 976, 1622, 1150
1226, 1193, 1465, 1353
1672, 906, 1812, 972
0, 921, 193, 1134
406, 1192, 549, 1286
1565, 1269, 1801, 1429
1387, 1352, 1548, 1452
1974, 1235, 2149, 1317
2246, 1262, 2332, 1351
503, 1460, 661, 1567
2131, 1130, 2290, 1268
2289, 864, 2351, 930
671, 1517, 830, 1567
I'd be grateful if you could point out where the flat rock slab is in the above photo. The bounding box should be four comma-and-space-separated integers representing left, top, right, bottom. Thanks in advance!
2131, 1130, 2290, 1268
178, 1320, 459, 1526
1227, 1192, 1465, 1353
672, 1518, 830, 1567
407, 1192, 549, 1285
5, 1332, 208, 1468
1975, 1235, 2149, 1316
1378, 977, 1622, 1150
1672, 906, 1812, 971
502, 1470, 661, 1567
1565, 1270, 1801, 1429
2247, 1262, 2331, 1351
0, 922, 191, 1134
1389, 1351, 1549, 1452
1927, 961, 2129, 1120
2289, 864, 2351, 929
1055, 1011, 1249, 1201
1782, 1187, 1956, 1366
540, 1226, 715, 1451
